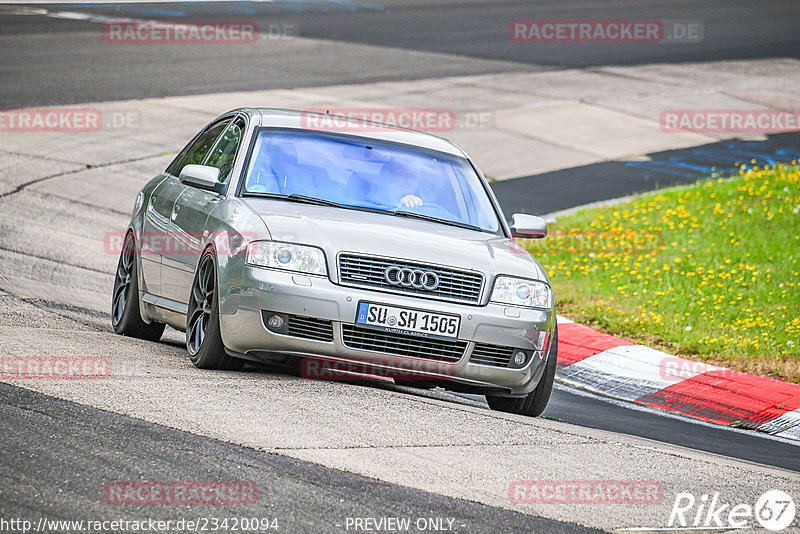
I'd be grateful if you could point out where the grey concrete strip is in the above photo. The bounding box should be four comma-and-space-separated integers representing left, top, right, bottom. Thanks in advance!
445, 128, 598, 180
492, 102, 713, 159
1, 323, 799, 531
597, 59, 800, 91
26, 154, 175, 214
0, 249, 112, 322
727, 87, 800, 110
467, 69, 677, 101
591, 91, 778, 142
0, 102, 214, 167
3, 58, 798, 179
0, 151, 85, 197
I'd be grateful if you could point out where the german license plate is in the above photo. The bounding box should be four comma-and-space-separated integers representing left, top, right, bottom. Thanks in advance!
355, 302, 460, 341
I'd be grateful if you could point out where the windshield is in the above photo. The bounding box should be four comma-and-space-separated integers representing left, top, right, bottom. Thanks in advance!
243, 129, 501, 233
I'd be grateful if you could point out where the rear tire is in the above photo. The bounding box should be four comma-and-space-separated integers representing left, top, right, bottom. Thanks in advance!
486, 326, 557, 417
111, 232, 165, 341
186, 250, 244, 371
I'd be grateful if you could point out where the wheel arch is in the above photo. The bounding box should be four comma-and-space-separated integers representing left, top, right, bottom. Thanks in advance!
120, 227, 156, 325
194, 241, 233, 350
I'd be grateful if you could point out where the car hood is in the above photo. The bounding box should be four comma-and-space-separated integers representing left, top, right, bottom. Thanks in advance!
244, 198, 549, 284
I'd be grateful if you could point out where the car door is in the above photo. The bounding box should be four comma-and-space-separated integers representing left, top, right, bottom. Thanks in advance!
143, 117, 232, 299
161, 116, 245, 305
140, 176, 182, 297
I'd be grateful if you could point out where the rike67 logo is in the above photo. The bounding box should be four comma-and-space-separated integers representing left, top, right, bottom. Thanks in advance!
668, 490, 796, 531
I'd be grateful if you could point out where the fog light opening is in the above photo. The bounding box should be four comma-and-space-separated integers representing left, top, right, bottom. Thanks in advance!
513, 350, 527, 366
267, 314, 285, 331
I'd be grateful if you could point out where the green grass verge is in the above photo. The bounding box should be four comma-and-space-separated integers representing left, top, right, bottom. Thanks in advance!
522, 162, 800, 383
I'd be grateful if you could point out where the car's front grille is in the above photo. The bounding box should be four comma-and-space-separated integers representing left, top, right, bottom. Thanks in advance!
341, 324, 467, 363
287, 315, 334, 342
470, 343, 515, 368
338, 254, 484, 304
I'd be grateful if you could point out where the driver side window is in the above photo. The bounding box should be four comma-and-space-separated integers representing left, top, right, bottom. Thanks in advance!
165, 118, 232, 177
204, 117, 245, 183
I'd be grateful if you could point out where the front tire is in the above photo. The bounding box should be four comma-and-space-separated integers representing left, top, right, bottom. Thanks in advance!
486, 326, 557, 417
186, 250, 244, 370
111, 232, 165, 341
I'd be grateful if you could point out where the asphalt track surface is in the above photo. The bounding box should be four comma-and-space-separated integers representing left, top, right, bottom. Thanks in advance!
0, 383, 598, 534
2, 1, 800, 531
1, 0, 799, 107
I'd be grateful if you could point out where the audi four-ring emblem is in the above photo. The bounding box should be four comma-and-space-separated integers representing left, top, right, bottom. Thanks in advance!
384, 266, 440, 290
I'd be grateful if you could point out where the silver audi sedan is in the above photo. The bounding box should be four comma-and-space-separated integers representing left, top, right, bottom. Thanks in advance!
112, 108, 557, 416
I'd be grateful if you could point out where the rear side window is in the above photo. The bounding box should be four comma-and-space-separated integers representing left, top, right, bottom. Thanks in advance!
165, 118, 232, 177
204, 117, 245, 183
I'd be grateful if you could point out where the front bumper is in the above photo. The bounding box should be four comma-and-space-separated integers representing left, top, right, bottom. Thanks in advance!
219, 267, 555, 397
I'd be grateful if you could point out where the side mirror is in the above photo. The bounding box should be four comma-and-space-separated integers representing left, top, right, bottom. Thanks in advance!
179, 164, 223, 193
510, 213, 547, 239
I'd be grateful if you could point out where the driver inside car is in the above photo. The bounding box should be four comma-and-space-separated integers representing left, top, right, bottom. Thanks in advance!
378, 157, 424, 209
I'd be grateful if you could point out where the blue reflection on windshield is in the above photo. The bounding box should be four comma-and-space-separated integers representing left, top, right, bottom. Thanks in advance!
244, 130, 500, 232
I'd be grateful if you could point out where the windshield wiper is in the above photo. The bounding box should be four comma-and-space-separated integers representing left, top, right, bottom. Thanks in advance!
243, 192, 385, 214
242, 192, 345, 207
388, 210, 484, 232
243, 192, 341, 206
284, 194, 346, 207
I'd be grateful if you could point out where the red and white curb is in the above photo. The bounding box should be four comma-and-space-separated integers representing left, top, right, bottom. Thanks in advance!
555, 316, 800, 441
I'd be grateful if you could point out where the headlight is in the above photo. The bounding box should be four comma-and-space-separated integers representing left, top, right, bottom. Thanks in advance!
246, 241, 327, 276
491, 276, 551, 308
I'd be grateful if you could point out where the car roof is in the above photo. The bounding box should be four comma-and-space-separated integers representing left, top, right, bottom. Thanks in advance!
233, 108, 467, 158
